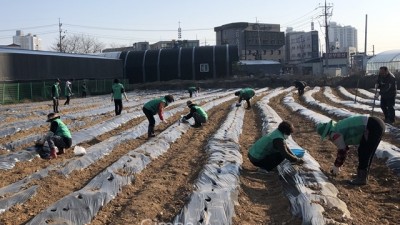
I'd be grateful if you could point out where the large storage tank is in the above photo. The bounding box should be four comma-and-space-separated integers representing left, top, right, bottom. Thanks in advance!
122, 45, 239, 83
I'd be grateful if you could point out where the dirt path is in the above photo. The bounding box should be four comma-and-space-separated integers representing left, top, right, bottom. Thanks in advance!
270, 92, 400, 225
90, 100, 236, 225
233, 95, 302, 225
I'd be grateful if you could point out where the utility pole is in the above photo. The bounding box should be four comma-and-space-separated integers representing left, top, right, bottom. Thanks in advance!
318, 1, 333, 71
58, 18, 66, 52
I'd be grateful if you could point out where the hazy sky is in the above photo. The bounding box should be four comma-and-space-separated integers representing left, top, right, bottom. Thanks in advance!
1, 0, 399, 54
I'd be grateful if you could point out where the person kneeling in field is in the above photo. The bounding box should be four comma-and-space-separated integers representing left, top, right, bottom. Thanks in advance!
37, 113, 72, 159
316, 115, 385, 185
181, 100, 208, 128
248, 121, 304, 172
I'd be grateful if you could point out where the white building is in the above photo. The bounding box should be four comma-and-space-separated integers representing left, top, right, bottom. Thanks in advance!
13, 30, 42, 50
285, 30, 319, 64
328, 22, 357, 52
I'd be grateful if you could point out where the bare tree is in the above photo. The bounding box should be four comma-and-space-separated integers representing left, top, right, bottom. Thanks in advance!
50, 34, 104, 54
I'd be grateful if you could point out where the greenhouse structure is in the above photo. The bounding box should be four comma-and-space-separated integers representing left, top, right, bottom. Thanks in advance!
366, 49, 400, 75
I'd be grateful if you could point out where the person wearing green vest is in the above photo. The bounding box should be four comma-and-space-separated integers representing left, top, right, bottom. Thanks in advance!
248, 121, 303, 172
142, 95, 175, 138
111, 79, 129, 116
188, 86, 200, 98
316, 115, 385, 185
51, 78, 61, 113
235, 88, 255, 109
40, 113, 72, 159
182, 100, 208, 128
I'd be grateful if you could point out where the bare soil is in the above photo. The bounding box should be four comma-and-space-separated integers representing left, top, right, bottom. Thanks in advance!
0, 88, 399, 225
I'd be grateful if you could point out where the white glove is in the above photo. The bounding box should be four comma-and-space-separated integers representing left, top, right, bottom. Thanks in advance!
163, 119, 168, 124
374, 84, 379, 89
330, 165, 340, 176
374, 93, 380, 99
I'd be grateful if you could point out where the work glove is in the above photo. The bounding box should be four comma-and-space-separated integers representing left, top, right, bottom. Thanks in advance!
374, 92, 380, 99
180, 116, 188, 123
235, 103, 242, 107
163, 119, 168, 124
330, 165, 340, 176
374, 84, 379, 89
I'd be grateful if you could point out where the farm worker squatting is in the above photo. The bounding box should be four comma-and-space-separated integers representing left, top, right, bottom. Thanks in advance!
36, 113, 72, 159
316, 115, 385, 185
181, 100, 208, 128
142, 95, 175, 138
235, 88, 255, 109
248, 121, 304, 172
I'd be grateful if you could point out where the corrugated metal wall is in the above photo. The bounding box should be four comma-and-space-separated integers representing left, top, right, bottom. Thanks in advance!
122, 45, 239, 83
0, 51, 123, 82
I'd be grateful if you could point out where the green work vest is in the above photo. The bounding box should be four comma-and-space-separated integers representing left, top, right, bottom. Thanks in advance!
248, 129, 285, 160
54, 119, 71, 138
188, 87, 197, 92
112, 83, 124, 99
53, 83, 60, 97
144, 97, 168, 115
240, 88, 255, 99
193, 105, 208, 120
331, 116, 367, 145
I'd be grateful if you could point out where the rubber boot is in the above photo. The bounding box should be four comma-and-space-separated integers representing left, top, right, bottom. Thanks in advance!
348, 169, 368, 185
148, 124, 155, 138
50, 147, 58, 159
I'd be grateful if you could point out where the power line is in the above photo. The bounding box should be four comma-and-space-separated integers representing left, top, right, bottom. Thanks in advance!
0, 24, 58, 33
281, 7, 319, 27
64, 23, 213, 32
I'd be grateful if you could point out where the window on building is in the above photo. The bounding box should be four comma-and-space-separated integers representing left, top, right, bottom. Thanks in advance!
200, 64, 209, 72
270, 50, 273, 55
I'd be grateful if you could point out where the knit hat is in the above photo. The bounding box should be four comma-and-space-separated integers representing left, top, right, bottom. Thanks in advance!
316, 120, 335, 140
164, 95, 174, 103
234, 91, 241, 96
46, 113, 60, 122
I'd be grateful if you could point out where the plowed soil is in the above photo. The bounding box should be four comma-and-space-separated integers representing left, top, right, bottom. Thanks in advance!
0, 88, 399, 225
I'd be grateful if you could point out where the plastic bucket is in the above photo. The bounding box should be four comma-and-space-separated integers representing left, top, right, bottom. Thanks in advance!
291, 148, 305, 158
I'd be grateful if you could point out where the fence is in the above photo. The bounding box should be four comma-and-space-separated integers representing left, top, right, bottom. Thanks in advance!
0, 79, 132, 104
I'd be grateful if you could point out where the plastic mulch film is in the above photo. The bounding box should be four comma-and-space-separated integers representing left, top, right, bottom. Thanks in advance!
356, 88, 400, 105
291, 91, 400, 175
0, 90, 234, 216
0, 89, 228, 170
173, 104, 247, 225
324, 87, 400, 118
338, 86, 400, 110
303, 87, 400, 142
26, 92, 239, 224
257, 88, 352, 225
